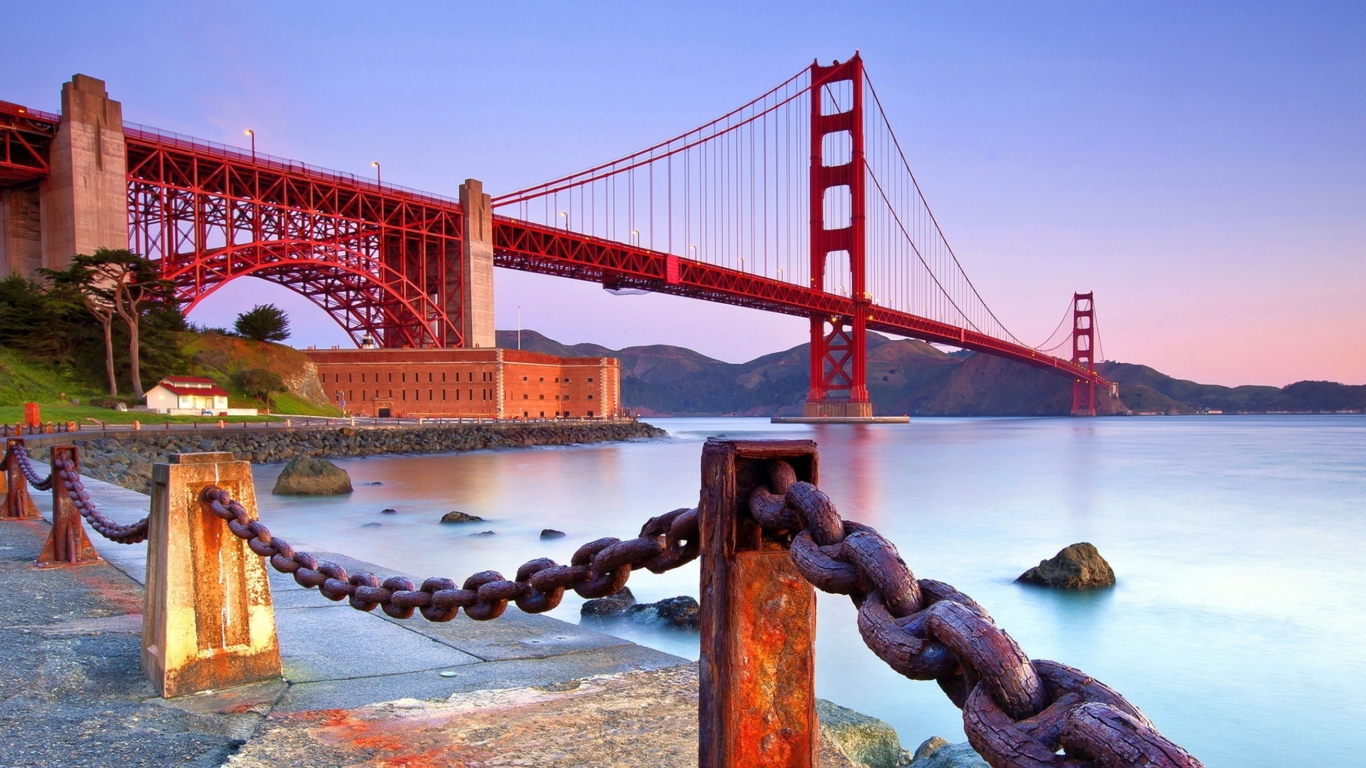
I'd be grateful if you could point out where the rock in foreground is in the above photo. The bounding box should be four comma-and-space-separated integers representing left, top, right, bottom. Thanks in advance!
272, 456, 352, 495
580, 588, 699, 630
907, 737, 989, 767
580, 587, 637, 619
440, 510, 485, 523
816, 699, 903, 768
1016, 542, 1115, 589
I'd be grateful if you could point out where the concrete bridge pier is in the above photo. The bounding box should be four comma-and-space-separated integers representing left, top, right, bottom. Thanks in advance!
457, 178, 495, 348
0, 74, 128, 279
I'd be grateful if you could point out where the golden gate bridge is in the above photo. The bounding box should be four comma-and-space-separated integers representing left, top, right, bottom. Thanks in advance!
0, 53, 1110, 416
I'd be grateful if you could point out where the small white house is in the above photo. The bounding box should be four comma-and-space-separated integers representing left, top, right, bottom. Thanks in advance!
145, 376, 243, 415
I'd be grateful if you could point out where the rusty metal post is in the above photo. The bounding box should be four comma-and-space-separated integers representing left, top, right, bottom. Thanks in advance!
36, 445, 103, 567
699, 438, 819, 768
142, 452, 281, 698
2, 438, 41, 521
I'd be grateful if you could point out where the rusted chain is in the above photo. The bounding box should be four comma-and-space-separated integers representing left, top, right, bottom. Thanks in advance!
751, 461, 1203, 768
51, 454, 149, 544
201, 485, 700, 622
6, 444, 54, 491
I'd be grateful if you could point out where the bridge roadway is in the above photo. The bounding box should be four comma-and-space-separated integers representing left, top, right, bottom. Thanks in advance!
2, 94, 1105, 390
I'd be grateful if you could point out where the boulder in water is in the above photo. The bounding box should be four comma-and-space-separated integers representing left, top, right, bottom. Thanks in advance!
540, 528, 566, 539
1016, 542, 1115, 589
580, 587, 636, 620
272, 456, 352, 495
906, 737, 989, 767
441, 510, 485, 524
380, 508, 398, 515
581, 589, 699, 631
470, 530, 496, 537
627, 596, 700, 630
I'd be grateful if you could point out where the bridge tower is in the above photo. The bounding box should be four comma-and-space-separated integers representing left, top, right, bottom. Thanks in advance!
0, 75, 127, 279
1071, 292, 1096, 416
805, 55, 871, 419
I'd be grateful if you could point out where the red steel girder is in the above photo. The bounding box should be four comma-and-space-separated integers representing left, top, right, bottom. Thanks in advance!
124, 128, 462, 348
492, 216, 1109, 387
0, 102, 57, 186
112, 120, 1106, 387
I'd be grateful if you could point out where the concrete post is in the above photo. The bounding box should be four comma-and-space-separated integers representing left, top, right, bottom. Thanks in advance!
41, 74, 129, 271
699, 439, 820, 768
36, 445, 102, 567
1, 438, 41, 520
142, 452, 281, 698
457, 178, 495, 349
0, 186, 43, 277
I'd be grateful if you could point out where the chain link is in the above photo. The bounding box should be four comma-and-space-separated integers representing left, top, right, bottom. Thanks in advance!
200, 485, 699, 623
11, 438, 1201, 767
7, 444, 54, 491
751, 460, 1202, 768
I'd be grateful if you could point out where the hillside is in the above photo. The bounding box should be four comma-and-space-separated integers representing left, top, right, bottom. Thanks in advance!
0, 332, 340, 418
495, 329, 1365, 417
184, 332, 337, 415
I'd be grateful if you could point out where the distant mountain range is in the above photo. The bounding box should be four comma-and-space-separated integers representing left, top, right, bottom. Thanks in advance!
494, 330, 1366, 417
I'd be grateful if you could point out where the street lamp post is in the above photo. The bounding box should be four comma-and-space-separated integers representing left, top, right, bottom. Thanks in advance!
371, 161, 381, 186
244, 129, 255, 161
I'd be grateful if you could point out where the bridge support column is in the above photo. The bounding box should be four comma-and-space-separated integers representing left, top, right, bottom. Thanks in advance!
699, 439, 819, 768
0, 186, 43, 278
457, 178, 495, 348
143, 452, 281, 698
40, 75, 129, 271
805, 56, 872, 419
1070, 292, 1097, 417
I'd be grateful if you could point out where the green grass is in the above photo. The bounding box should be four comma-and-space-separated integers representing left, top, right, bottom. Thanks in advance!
270, 391, 342, 417
0, 403, 282, 426
0, 346, 99, 405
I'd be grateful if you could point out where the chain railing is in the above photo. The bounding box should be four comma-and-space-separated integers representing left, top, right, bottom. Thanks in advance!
749, 461, 1202, 768
202, 485, 698, 621
0, 439, 1203, 768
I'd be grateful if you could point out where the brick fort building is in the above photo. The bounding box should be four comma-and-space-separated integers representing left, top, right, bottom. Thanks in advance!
305, 348, 622, 420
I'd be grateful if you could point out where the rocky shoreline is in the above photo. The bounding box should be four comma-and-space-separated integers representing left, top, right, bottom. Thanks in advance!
66, 421, 666, 493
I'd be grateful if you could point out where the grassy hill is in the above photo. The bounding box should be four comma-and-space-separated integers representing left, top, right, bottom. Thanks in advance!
0, 331, 341, 423
183, 332, 338, 416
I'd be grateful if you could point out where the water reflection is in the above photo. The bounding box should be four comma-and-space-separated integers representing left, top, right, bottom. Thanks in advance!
252, 415, 1366, 768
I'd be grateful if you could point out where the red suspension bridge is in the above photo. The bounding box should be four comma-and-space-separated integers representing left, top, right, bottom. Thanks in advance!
0, 54, 1110, 416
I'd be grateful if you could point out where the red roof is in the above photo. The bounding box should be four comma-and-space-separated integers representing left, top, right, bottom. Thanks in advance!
162, 376, 219, 384
156, 383, 230, 397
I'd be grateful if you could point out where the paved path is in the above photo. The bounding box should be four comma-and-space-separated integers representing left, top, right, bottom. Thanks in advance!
31, 477, 685, 714
4, 477, 917, 766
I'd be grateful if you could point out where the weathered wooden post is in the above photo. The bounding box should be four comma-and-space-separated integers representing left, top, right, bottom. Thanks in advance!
2, 438, 41, 520
142, 452, 281, 698
36, 445, 103, 566
699, 438, 819, 768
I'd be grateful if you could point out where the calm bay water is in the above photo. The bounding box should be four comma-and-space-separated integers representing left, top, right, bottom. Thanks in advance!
251, 416, 1366, 767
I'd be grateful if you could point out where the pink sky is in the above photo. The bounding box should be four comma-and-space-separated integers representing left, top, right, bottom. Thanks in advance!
8, 2, 1363, 387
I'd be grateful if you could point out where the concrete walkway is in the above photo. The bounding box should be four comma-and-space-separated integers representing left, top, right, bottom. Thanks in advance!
5, 477, 917, 766
30, 477, 685, 714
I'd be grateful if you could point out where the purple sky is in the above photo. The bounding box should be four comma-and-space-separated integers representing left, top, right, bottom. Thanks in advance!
7, 2, 1363, 386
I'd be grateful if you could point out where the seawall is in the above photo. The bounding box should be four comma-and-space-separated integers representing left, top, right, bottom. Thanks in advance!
55, 420, 665, 493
